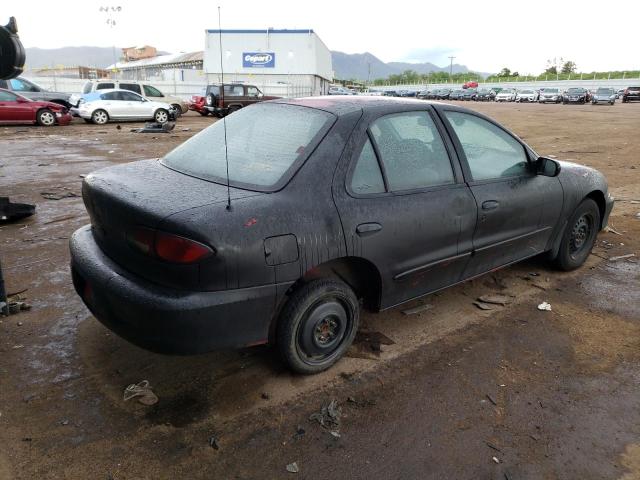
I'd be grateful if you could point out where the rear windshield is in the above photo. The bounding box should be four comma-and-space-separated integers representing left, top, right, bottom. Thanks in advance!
162, 103, 335, 191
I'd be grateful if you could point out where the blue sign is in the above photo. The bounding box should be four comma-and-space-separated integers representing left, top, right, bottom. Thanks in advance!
243, 52, 275, 68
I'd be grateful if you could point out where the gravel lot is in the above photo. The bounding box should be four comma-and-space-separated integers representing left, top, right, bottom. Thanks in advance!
1, 102, 639, 479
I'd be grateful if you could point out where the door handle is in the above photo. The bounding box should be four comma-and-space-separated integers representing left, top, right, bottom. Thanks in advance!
482, 200, 499, 211
356, 223, 382, 237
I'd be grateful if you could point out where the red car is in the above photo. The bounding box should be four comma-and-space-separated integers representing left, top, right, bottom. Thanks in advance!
188, 95, 208, 116
0, 88, 72, 126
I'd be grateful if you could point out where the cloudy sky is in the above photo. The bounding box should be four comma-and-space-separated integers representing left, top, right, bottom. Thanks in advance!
7, 0, 638, 74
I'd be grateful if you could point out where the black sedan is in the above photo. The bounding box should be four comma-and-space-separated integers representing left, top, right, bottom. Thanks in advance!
563, 87, 589, 104
70, 97, 614, 374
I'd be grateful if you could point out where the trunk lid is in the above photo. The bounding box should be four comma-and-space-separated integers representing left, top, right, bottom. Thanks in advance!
82, 159, 262, 290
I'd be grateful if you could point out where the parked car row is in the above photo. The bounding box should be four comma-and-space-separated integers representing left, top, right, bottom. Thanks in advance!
412, 86, 640, 105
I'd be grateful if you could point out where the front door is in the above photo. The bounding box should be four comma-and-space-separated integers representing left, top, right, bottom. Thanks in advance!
334, 107, 477, 309
0, 91, 32, 123
440, 109, 563, 278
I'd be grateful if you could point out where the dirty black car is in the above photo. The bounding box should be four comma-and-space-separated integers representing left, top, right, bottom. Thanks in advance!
70, 97, 614, 374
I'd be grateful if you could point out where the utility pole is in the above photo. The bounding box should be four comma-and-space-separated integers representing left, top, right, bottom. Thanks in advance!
99, 6, 122, 78
448, 56, 456, 80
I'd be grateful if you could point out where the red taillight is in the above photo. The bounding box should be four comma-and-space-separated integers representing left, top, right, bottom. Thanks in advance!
128, 227, 213, 264
155, 231, 212, 263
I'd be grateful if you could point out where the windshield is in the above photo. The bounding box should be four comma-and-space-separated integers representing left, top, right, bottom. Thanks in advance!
520, 90, 533, 94
567, 88, 583, 93
162, 103, 335, 191
597, 88, 614, 94
543, 88, 559, 93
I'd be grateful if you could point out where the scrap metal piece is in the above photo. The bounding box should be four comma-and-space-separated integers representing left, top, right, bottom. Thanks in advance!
0, 197, 35, 222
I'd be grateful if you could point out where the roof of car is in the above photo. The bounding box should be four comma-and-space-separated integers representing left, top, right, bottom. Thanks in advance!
273, 96, 453, 115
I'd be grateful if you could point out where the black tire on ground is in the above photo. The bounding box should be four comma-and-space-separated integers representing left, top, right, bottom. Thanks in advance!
36, 108, 56, 126
553, 198, 600, 271
277, 278, 360, 374
91, 109, 109, 125
154, 108, 169, 124
84, 119, 92, 123
198, 110, 209, 116
227, 106, 240, 116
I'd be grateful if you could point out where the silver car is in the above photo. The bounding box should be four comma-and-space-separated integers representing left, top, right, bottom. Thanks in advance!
592, 87, 616, 105
539, 88, 562, 104
515, 89, 538, 102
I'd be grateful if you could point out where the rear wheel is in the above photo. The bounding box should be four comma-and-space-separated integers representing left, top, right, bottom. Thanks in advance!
554, 198, 600, 271
277, 279, 359, 374
91, 109, 109, 125
227, 105, 240, 116
154, 108, 169, 124
36, 109, 56, 126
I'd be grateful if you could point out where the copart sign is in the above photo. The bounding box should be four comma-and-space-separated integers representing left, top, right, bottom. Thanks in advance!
243, 52, 275, 68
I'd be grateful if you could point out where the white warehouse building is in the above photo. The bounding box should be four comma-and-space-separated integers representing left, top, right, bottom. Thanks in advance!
203, 29, 333, 97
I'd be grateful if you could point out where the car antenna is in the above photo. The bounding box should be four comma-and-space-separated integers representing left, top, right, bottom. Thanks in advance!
218, 6, 231, 211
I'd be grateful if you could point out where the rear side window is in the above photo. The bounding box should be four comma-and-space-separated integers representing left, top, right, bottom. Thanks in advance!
0, 91, 17, 101
101, 92, 118, 100
369, 112, 454, 191
96, 83, 114, 90
351, 139, 385, 195
119, 83, 141, 94
143, 85, 163, 97
224, 85, 244, 97
118, 91, 143, 101
444, 111, 528, 181
9, 78, 38, 92
162, 103, 335, 191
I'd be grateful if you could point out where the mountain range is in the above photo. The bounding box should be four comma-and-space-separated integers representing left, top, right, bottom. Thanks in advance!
23, 46, 484, 79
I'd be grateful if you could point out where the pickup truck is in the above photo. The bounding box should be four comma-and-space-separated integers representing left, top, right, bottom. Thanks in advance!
0, 77, 71, 107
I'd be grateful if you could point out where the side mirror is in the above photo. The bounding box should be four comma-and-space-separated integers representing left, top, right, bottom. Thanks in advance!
536, 157, 561, 177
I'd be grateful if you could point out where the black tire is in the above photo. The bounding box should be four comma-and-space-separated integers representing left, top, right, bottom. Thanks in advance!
84, 119, 92, 124
91, 109, 109, 125
154, 108, 169, 124
227, 105, 240, 115
36, 108, 56, 126
198, 110, 209, 116
554, 198, 600, 271
171, 104, 182, 118
277, 278, 359, 374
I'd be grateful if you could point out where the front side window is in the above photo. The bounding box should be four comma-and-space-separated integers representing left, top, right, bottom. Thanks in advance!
369, 111, 454, 191
0, 91, 17, 101
247, 87, 261, 97
350, 138, 385, 195
444, 111, 529, 181
119, 83, 142, 94
143, 85, 164, 97
162, 103, 335, 190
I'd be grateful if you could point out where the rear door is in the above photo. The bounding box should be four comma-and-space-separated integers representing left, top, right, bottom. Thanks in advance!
439, 109, 563, 278
333, 106, 477, 309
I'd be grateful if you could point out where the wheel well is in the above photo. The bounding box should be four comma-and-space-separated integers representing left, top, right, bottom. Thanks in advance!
586, 190, 606, 229
296, 257, 382, 312
51, 99, 71, 108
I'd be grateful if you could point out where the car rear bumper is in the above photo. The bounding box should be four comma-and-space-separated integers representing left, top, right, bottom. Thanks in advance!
69, 225, 278, 354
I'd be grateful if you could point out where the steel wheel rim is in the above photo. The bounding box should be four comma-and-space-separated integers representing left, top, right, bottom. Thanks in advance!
569, 213, 593, 256
156, 111, 168, 123
40, 112, 55, 126
296, 297, 352, 364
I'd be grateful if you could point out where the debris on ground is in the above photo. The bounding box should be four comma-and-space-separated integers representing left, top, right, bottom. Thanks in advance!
260, 392, 270, 400
0, 197, 36, 222
492, 456, 500, 464
40, 188, 79, 200
348, 331, 395, 359
604, 225, 623, 235
293, 426, 305, 440
402, 303, 433, 315
608, 253, 635, 262
486, 441, 502, 452
478, 294, 514, 306
329, 431, 341, 439
486, 394, 497, 406
537, 302, 552, 311
473, 301, 495, 311
309, 400, 341, 430
123, 380, 158, 406
130, 122, 175, 134
286, 462, 299, 473
208, 435, 220, 450
1, 292, 32, 316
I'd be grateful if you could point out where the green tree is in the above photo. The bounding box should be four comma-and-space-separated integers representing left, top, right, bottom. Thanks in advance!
498, 67, 511, 77
561, 61, 577, 74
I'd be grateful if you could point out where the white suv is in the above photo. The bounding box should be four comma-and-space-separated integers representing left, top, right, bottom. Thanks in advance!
70, 80, 188, 115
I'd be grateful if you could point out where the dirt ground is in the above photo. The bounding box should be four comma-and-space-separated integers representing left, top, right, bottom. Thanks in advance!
1, 101, 639, 480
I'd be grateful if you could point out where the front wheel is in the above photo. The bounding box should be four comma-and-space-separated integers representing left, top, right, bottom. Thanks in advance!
553, 198, 600, 271
36, 109, 56, 126
171, 104, 182, 118
277, 279, 359, 374
154, 109, 169, 124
